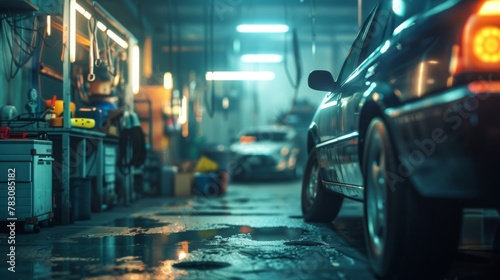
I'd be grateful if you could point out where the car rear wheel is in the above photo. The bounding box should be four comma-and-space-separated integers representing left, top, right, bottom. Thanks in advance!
363, 117, 462, 279
301, 150, 344, 222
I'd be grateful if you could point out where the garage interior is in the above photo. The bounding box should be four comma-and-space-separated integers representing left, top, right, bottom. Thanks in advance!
0, 0, 499, 279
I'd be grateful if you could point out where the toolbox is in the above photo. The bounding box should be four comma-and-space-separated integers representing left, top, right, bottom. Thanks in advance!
0, 140, 53, 231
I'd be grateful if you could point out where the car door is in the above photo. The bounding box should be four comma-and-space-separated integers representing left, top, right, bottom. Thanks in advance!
317, 7, 380, 186
320, 4, 395, 192
337, 3, 394, 187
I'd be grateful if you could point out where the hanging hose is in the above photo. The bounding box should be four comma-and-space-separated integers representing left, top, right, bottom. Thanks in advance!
282, 0, 303, 121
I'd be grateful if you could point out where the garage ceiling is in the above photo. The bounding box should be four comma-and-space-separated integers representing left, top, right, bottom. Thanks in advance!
92, 0, 368, 80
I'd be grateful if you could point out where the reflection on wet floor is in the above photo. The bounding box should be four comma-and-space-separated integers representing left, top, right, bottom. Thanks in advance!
105, 217, 170, 228
156, 211, 279, 216
4, 182, 500, 280
192, 205, 257, 210
12, 225, 309, 279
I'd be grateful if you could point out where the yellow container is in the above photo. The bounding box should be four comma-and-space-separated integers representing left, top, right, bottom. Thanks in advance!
194, 156, 219, 173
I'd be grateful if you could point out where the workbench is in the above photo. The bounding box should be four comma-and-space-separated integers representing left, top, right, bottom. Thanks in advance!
13, 127, 106, 225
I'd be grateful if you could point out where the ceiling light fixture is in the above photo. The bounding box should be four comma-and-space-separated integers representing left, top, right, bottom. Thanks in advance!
107, 30, 129, 49
132, 45, 140, 94
46, 15, 51, 36
236, 24, 289, 33
205, 71, 275, 81
164, 72, 173, 90
69, 0, 76, 63
75, 2, 91, 19
97, 21, 107, 32
241, 54, 283, 63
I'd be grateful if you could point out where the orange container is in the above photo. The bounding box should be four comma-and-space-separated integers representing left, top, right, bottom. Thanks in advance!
45, 100, 75, 117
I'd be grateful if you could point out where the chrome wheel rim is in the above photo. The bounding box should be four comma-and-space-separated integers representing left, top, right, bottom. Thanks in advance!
366, 126, 388, 257
305, 161, 319, 209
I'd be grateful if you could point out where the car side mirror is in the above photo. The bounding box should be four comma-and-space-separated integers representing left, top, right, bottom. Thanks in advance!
308, 70, 336, 92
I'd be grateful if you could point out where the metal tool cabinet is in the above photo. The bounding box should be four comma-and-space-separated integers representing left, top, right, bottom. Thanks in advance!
0, 140, 53, 231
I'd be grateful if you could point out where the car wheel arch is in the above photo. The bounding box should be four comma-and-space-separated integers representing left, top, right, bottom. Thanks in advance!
358, 101, 383, 165
358, 86, 399, 169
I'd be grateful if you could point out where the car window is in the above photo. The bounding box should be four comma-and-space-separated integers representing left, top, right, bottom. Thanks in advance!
359, 2, 394, 64
337, 5, 379, 85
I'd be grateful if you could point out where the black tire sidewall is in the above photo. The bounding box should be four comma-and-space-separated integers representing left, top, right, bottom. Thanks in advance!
363, 118, 404, 277
301, 150, 343, 223
362, 117, 462, 279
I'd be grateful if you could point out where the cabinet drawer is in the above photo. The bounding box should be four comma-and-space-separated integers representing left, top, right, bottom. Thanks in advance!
104, 146, 116, 156
104, 174, 115, 183
104, 155, 116, 165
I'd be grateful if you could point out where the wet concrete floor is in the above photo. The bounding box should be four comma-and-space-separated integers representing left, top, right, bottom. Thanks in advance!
1, 180, 500, 279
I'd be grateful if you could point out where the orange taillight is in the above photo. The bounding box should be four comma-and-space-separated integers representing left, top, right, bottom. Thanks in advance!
454, 1, 500, 75
478, 1, 500, 15
472, 26, 500, 63
239, 136, 256, 144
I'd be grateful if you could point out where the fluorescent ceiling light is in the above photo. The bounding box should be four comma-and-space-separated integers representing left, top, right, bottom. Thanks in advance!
164, 72, 173, 90
236, 24, 289, 33
206, 71, 275, 81
46, 15, 51, 36
107, 30, 129, 49
241, 54, 283, 63
70, 0, 76, 63
132, 45, 140, 94
97, 21, 107, 32
75, 3, 91, 19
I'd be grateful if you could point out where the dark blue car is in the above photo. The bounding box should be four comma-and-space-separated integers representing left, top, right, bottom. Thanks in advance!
302, 0, 500, 279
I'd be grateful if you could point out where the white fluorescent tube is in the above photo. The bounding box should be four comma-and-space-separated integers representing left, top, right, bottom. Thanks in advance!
46, 15, 51, 36
97, 21, 107, 32
236, 24, 289, 33
241, 54, 283, 63
70, 0, 76, 63
205, 71, 275, 81
132, 45, 140, 94
107, 30, 129, 49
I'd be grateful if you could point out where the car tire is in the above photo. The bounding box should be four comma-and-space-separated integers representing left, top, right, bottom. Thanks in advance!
363, 117, 462, 279
301, 150, 344, 222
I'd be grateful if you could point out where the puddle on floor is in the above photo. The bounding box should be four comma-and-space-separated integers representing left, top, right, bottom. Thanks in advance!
105, 217, 170, 228
192, 205, 256, 211
172, 261, 232, 269
14, 226, 306, 278
156, 212, 279, 216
